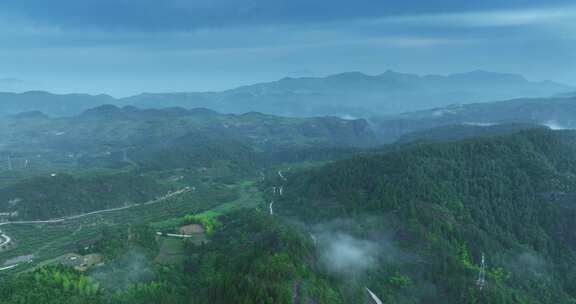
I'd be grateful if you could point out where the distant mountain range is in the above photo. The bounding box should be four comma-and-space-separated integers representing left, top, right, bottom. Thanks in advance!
0, 70, 571, 117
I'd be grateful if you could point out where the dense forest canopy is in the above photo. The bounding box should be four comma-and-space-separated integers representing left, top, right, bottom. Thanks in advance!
0, 172, 169, 220
276, 129, 576, 303
3, 128, 576, 303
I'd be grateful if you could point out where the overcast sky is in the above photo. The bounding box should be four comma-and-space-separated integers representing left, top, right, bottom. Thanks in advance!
0, 0, 574, 96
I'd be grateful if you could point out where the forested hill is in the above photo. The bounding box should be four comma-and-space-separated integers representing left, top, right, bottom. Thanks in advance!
374, 96, 576, 142
0, 105, 376, 154
395, 123, 546, 144
277, 129, 576, 303
0, 172, 169, 220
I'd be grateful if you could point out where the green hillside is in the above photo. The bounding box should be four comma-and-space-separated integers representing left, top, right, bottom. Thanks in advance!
275, 129, 576, 303
0, 172, 169, 220
4, 126, 576, 303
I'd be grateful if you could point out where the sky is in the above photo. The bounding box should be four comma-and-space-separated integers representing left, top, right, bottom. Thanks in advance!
0, 0, 574, 96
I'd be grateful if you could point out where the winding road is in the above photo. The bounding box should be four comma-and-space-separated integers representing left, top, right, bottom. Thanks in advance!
269, 201, 275, 215
268, 170, 289, 216
0, 232, 12, 248
156, 232, 195, 239
0, 264, 17, 271
366, 287, 383, 304
0, 187, 191, 271
0, 188, 190, 227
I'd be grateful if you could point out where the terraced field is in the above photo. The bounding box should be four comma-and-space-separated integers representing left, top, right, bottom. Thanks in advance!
0, 179, 263, 275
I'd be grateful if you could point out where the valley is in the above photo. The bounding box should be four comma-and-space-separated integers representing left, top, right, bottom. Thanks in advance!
3, 98, 576, 303
3, 89, 576, 303
2, 1, 575, 302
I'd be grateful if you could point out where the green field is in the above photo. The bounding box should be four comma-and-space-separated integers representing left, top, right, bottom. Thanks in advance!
194, 180, 263, 219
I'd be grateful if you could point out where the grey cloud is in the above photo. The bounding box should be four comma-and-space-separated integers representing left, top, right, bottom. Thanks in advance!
0, 0, 571, 31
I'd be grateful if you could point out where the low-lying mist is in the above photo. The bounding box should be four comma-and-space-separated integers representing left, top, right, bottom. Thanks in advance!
90, 249, 155, 291
310, 217, 414, 281
317, 232, 380, 279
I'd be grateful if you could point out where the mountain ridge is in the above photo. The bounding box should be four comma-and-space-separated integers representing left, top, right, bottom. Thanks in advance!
374, 96, 576, 142
0, 70, 571, 117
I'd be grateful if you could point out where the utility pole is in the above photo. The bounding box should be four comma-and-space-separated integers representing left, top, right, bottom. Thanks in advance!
476, 253, 486, 290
